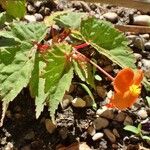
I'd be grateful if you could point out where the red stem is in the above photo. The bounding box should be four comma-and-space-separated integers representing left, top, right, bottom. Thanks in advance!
73, 43, 114, 81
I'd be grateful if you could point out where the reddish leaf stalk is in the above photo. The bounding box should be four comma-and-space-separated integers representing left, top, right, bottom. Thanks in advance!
73, 43, 114, 81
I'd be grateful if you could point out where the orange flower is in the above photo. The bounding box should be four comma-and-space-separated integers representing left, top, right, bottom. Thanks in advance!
109, 68, 143, 109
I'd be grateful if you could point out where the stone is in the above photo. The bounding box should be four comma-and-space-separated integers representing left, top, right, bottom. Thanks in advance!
93, 117, 109, 130
103, 12, 118, 23
34, 13, 43, 21
45, 119, 56, 134
80, 1, 91, 12
92, 132, 104, 141
124, 115, 133, 125
114, 112, 127, 122
34, 1, 43, 8
96, 86, 107, 98
104, 129, 116, 143
44, 7, 51, 16
133, 15, 150, 26
137, 109, 148, 119
144, 42, 150, 51
24, 131, 35, 140
83, 95, 93, 107
61, 94, 73, 109
140, 34, 150, 40
72, 97, 86, 108
100, 109, 114, 120
4, 142, 14, 150
113, 129, 120, 138
87, 125, 96, 136
59, 127, 69, 140
134, 53, 142, 61
96, 106, 107, 116
27, 4, 36, 14
24, 15, 36, 23
133, 36, 145, 50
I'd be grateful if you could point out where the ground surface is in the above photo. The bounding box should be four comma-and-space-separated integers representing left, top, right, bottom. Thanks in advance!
0, 0, 150, 150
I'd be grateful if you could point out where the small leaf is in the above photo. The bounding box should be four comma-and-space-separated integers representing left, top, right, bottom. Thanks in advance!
55, 11, 87, 29
146, 96, 150, 107
6, 0, 26, 19
124, 125, 140, 135
49, 67, 74, 122
142, 136, 150, 141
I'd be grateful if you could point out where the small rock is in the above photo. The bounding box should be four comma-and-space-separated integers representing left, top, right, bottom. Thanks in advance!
103, 12, 118, 23
87, 125, 96, 136
72, 97, 86, 108
27, 4, 36, 14
133, 36, 145, 50
83, 95, 93, 107
24, 131, 35, 140
133, 15, 150, 26
134, 53, 142, 61
34, 13, 43, 21
4, 142, 13, 150
92, 132, 104, 141
100, 109, 114, 120
144, 42, 150, 51
24, 15, 36, 23
137, 109, 148, 119
96, 86, 107, 98
44, 7, 51, 16
45, 119, 56, 134
142, 59, 150, 70
126, 35, 137, 44
124, 115, 133, 125
114, 112, 127, 122
1, 137, 7, 145
112, 129, 120, 138
61, 94, 73, 109
140, 34, 149, 40
93, 117, 109, 130
80, 1, 91, 12
34, 1, 43, 8
96, 106, 107, 116
103, 129, 116, 143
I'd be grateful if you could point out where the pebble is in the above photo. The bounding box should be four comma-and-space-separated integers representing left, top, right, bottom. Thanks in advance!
100, 109, 114, 120
83, 95, 93, 107
96, 86, 107, 98
133, 36, 145, 50
144, 42, 150, 51
103, 129, 116, 143
140, 34, 150, 40
24, 131, 35, 140
93, 117, 109, 130
123, 115, 133, 125
113, 129, 120, 138
4, 142, 13, 150
137, 109, 148, 119
61, 94, 73, 109
72, 97, 86, 108
45, 119, 57, 134
87, 124, 96, 136
133, 15, 150, 26
96, 106, 107, 116
34, 1, 43, 8
24, 15, 36, 23
103, 12, 118, 23
59, 127, 69, 140
92, 132, 104, 141
27, 4, 36, 14
80, 1, 91, 12
134, 53, 142, 61
34, 13, 43, 21
114, 112, 127, 122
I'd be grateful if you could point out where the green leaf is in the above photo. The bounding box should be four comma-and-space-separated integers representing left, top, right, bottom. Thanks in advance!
6, 0, 26, 19
0, 22, 47, 109
124, 125, 140, 135
79, 18, 136, 68
55, 11, 87, 29
78, 83, 97, 109
142, 136, 150, 141
73, 60, 95, 88
49, 67, 73, 122
95, 74, 102, 81
146, 96, 150, 107
29, 54, 48, 118
43, 43, 72, 92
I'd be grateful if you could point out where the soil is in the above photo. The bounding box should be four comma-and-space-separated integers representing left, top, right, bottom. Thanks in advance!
0, 0, 150, 150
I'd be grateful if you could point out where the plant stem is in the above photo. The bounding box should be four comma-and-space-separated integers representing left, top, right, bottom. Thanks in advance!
74, 43, 90, 50
73, 46, 114, 81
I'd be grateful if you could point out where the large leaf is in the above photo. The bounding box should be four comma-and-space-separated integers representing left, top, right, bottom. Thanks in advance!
49, 67, 73, 122
78, 18, 136, 68
29, 54, 48, 118
54, 11, 87, 29
0, 22, 48, 123
43, 43, 72, 92
6, 0, 26, 19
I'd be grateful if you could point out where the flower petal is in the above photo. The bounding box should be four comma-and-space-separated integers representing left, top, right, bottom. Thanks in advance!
133, 69, 144, 85
113, 68, 134, 92
110, 91, 138, 109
